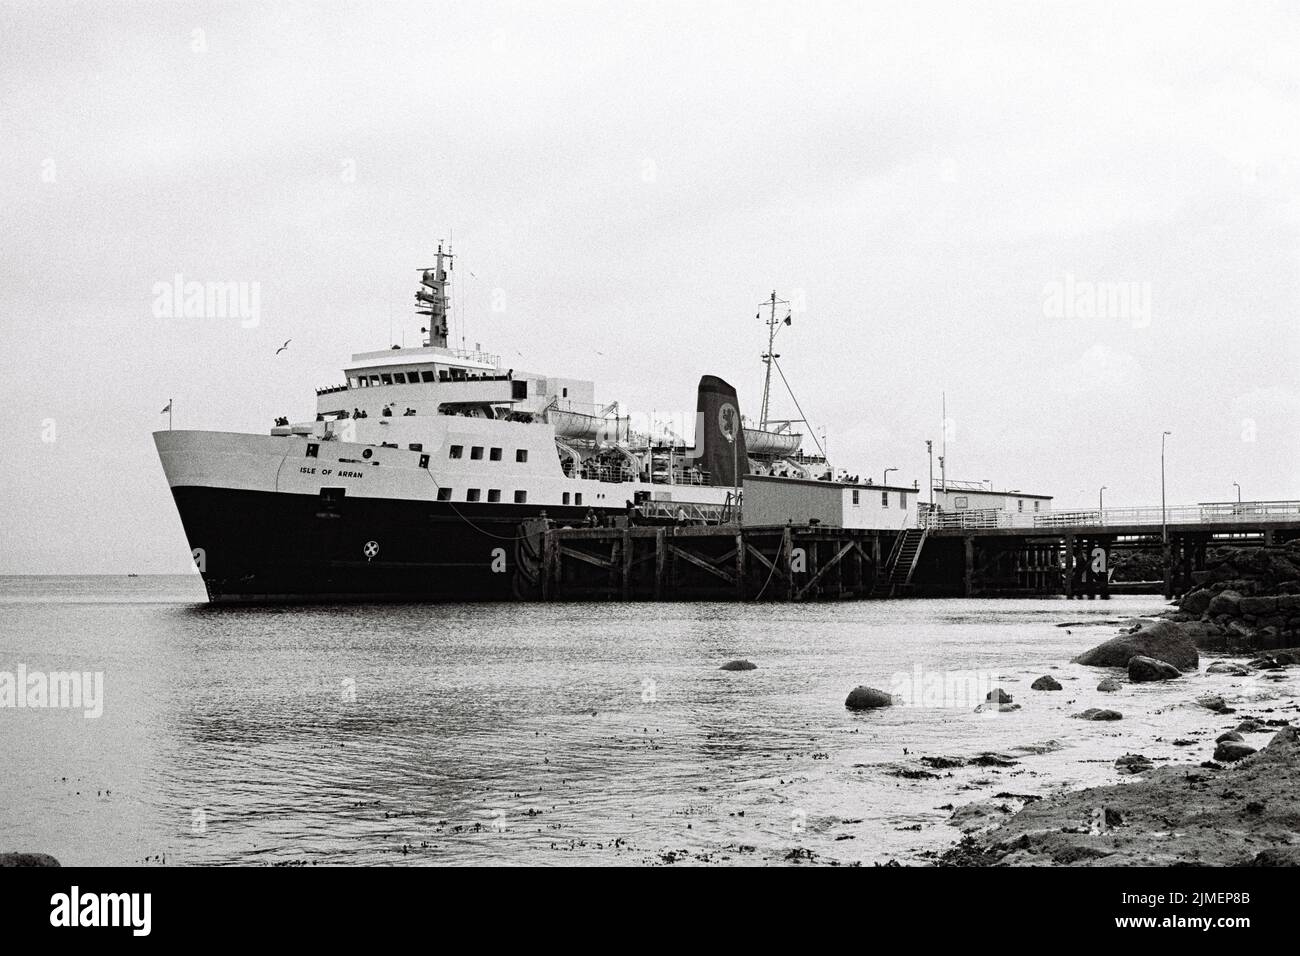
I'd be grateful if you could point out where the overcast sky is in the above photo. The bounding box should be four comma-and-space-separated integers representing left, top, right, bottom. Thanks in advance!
2, 0, 1297, 572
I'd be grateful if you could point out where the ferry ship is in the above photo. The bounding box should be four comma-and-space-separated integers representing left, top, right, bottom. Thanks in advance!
155, 246, 829, 602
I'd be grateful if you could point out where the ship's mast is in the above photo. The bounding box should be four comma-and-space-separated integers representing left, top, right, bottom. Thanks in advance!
416, 242, 454, 348
758, 290, 789, 429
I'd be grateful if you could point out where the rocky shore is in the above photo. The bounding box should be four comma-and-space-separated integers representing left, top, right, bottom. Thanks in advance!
934, 724, 1300, 866
1169, 538, 1300, 650
933, 541, 1300, 867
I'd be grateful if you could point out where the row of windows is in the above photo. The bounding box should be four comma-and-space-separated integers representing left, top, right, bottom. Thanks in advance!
433, 488, 587, 506
850, 489, 910, 509
353, 370, 438, 387
448, 445, 528, 463
436, 488, 532, 504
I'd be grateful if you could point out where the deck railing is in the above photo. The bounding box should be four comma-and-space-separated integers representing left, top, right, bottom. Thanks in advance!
920, 500, 1300, 531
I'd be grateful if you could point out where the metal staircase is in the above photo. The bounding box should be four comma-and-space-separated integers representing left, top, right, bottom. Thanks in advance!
871, 528, 928, 597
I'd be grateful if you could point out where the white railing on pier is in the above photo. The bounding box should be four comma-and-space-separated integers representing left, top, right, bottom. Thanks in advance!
919, 500, 1300, 531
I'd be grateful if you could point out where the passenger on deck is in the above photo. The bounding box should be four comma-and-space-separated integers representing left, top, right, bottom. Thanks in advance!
382, 406, 392, 417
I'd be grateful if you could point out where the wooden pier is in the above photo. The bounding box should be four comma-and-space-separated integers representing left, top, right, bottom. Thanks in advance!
510, 504, 1300, 602
522, 523, 894, 602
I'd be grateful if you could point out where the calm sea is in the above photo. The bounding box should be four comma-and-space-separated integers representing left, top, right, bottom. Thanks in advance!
2, 576, 1276, 866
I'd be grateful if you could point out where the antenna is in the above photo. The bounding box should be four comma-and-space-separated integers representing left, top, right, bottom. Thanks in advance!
758, 290, 790, 429
415, 240, 453, 348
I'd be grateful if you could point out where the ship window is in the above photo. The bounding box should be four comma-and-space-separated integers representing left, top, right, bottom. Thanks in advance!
488, 489, 501, 503
562, 492, 570, 505
900, 492, 908, 509
1018, 499, 1024, 512
381, 374, 393, 385
369, 375, 380, 386
418, 454, 430, 469
408, 443, 423, 452
852, 489, 860, 505
881, 491, 889, 507
392, 372, 406, 384
489, 447, 502, 461
449, 445, 463, 459
421, 370, 435, 382
437, 488, 452, 501
516, 449, 528, 463
306, 443, 319, 458
955, 496, 968, 510
466, 488, 481, 502
512, 380, 527, 400
514, 490, 527, 504
1034, 500, 1041, 512
470, 446, 484, 460
574, 493, 582, 506
562, 387, 568, 398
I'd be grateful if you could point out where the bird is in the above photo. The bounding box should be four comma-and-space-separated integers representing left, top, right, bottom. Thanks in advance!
275, 339, 291, 354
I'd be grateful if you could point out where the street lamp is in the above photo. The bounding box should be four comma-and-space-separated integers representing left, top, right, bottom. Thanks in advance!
1161, 432, 1171, 540
1099, 485, 1107, 513
1161, 431, 1172, 598
1233, 481, 1241, 504
883, 467, 898, 486
925, 441, 934, 512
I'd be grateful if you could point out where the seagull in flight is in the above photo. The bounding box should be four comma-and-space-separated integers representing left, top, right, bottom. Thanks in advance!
275, 339, 291, 355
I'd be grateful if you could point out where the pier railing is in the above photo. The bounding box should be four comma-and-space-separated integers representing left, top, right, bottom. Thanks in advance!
920, 500, 1300, 531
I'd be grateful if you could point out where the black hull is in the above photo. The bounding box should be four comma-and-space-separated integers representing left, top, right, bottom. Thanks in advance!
170, 486, 605, 604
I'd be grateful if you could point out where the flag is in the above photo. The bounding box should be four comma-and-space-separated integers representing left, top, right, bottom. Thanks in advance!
160, 401, 172, 414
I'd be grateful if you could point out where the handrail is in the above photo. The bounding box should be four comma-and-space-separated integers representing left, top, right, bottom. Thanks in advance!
919, 500, 1300, 531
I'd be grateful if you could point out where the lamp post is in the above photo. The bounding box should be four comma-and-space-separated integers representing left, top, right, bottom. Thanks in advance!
926, 440, 934, 512
883, 467, 897, 486
1161, 431, 1171, 597
1099, 485, 1106, 515
1233, 481, 1241, 503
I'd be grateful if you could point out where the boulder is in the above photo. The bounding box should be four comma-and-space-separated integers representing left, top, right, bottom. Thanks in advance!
1072, 620, 1198, 671
1205, 661, 1250, 676
0, 853, 60, 867
1180, 588, 1214, 616
1207, 589, 1243, 617
1212, 740, 1256, 763
985, 688, 1014, 703
1226, 620, 1257, 641
1073, 708, 1123, 721
1097, 677, 1123, 692
974, 702, 1021, 713
1197, 695, 1235, 714
1239, 596, 1278, 616
719, 659, 757, 671
1216, 730, 1244, 743
1030, 675, 1062, 691
845, 686, 892, 710
1128, 655, 1181, 682
1115, 753, 1153, 774
1235, 718, 1267, 733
